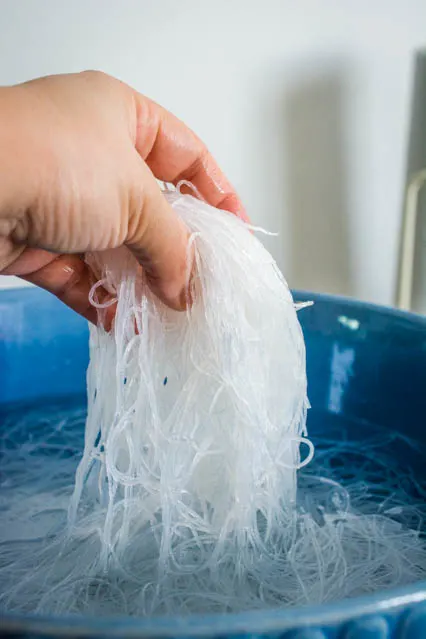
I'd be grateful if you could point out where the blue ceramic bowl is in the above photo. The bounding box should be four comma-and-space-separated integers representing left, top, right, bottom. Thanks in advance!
1, 287, 426, 639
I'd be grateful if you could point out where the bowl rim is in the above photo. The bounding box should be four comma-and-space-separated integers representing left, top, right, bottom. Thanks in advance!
293, 289, 426, 323
2, 284, 426, 318
2, 581, 426, 637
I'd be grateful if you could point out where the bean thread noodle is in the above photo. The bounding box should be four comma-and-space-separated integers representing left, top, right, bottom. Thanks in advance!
73, 187, 312, 569
0, 187, 426, 616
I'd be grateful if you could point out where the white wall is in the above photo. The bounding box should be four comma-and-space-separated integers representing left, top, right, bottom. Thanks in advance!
0, 0, 425, 304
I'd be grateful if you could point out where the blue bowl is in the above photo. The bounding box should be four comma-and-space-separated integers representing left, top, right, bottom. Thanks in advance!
1, 287, 426, 639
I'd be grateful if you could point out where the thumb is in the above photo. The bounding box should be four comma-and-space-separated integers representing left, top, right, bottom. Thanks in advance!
126, 160, 189, 311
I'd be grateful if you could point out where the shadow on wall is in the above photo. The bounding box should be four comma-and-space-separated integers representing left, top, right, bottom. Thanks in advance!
402, 50, 426, 314
284, 71, 352, 297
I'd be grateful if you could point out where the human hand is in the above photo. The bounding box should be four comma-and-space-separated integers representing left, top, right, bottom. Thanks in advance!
0, 71, 245, 323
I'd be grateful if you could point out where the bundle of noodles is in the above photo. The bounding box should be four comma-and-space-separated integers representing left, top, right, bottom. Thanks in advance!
70, 187, 312, 576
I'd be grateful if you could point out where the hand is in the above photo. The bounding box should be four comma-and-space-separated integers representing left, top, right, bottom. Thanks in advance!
0, 71, 244, 323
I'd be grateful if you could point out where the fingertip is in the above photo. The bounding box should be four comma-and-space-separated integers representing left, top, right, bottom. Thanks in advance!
127, 194, 191, 312
146, 276, 188, 312
216, 193, 249, 223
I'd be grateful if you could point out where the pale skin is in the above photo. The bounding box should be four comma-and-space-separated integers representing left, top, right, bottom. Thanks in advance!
0, 71, 245, 324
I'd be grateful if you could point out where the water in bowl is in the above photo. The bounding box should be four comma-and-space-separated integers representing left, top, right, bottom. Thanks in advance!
1, 399, 426, 616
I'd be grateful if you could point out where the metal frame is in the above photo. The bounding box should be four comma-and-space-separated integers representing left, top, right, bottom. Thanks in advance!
396, 169, 426, 310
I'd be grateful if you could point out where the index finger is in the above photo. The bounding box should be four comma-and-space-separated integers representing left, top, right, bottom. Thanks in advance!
132, 93, 248, 221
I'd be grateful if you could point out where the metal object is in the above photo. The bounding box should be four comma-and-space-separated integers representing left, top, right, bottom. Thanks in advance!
397, 169, 426, 311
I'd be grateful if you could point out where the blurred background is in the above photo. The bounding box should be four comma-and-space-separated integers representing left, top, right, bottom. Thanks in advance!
0, 0, 425, 309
